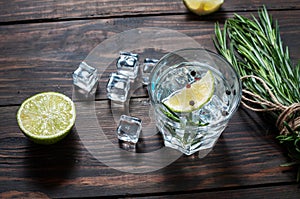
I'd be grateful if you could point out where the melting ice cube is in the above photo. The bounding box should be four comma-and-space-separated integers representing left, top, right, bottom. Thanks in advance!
142, 58, 158, 85
73, 62, 98, 93
116, 52, 139, 79
117, 115, 142, 143
106, 73, 130, 102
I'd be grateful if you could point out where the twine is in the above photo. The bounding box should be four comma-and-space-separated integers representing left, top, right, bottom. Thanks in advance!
240, 75, 300, 135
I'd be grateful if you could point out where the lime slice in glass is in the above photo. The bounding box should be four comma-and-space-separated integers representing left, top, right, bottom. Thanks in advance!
183, 0, 224, 16
163, 70, 215, 113
17, 92, 76, 144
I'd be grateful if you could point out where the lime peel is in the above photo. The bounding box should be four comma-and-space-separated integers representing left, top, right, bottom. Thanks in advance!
17, 92, 76, 145
162, 70, 215, 113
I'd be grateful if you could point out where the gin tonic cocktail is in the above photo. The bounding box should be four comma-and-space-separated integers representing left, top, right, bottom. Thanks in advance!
149, 48, 241, 156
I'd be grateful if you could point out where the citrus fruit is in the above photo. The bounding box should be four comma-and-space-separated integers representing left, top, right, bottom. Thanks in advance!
183, 0, 224, 16
162, 70, 215, 113
17, 92, 76, 144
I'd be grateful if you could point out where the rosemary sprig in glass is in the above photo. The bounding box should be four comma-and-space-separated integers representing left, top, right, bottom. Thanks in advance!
213, 6, 300, 181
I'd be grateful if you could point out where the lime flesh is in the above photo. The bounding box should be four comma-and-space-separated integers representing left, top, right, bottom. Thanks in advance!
17, 92, 76, 144
162, 70, 215, 113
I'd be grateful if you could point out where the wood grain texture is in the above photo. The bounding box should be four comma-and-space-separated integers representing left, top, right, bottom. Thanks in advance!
0, 0, 299, 23
132, 184, 300, 198
0, 11, 299, 106
1, 0, 300, 197
0, 101, 297, 198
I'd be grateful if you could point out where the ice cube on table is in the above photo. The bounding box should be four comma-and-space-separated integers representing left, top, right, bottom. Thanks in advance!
142, 58, 158, 85
116, 52, 139, 79
106, 73, 130, 102
117, 115, 142, 143
73, 62, 98, 93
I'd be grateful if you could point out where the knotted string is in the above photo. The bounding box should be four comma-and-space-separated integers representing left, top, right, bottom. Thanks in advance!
240, 75, 300, 135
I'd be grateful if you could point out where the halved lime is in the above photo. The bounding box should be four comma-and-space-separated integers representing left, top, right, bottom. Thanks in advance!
17, 92, 76, 144
183, 0, 224, 16
162, 70, 215, 113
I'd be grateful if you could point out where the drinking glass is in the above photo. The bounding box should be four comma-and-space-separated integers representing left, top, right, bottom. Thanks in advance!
148, 48, 241, 156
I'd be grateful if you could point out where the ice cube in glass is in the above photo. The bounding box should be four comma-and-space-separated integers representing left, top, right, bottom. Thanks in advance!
106, 73, 130, 102
73, 62, 98, 93
116, 52, 139, 79
142, 58, 158, 85
117, 115, 142, 143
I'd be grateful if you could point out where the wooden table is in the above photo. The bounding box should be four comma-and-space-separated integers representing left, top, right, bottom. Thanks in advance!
1, 0, 300, 198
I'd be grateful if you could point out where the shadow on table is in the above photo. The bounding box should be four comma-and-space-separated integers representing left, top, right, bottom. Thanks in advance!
155, 134, 244, 192
23, 129, 80, 188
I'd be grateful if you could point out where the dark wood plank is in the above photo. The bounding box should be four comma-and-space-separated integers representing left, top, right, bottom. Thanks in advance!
0, 0, 299, 23
0, 99, 297, 198
0, 0, 299, 198
0, 11, 299, 106
129, 184, 300, 198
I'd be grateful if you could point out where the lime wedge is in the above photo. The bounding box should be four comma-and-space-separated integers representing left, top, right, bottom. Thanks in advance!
163, 70, 214, 113
17, 92, 76, 144
183, 0, 224, 16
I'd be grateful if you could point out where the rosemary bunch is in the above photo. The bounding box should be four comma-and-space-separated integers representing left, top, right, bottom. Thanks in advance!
213, 6, 300, 181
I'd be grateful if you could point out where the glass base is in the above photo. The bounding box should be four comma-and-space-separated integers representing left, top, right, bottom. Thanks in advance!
158, 121, 225, 156
162, 133, 217, 156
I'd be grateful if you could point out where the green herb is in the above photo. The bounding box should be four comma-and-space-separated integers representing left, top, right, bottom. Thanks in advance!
214, 6, 300, 181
